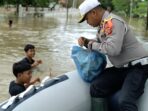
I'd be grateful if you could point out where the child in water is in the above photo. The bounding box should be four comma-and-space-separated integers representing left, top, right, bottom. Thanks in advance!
9, 61, 40, 96
21, 44, 42, 68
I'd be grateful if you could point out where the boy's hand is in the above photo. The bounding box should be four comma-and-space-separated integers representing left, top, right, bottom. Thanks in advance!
32, 60, 42, 67
31, 77, 41, 84
24, 77, 40, 88
33, 77, 41, 83
37, 60, 42, 64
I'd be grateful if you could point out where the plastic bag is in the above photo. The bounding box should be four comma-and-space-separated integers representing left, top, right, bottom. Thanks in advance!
71, 46, 107, 83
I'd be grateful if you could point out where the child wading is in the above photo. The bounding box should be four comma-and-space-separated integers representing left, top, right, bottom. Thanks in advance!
9, 62, 40, 96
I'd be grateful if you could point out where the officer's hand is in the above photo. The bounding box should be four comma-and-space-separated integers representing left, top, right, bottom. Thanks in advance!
78, 37, 85, 47
78, 37, 89, 48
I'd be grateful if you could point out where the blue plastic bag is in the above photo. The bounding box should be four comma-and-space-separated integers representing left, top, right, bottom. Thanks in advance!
71, 46, 107, 83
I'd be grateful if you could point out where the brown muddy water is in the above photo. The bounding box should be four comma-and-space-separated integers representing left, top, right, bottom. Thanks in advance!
0, 11, 97, 102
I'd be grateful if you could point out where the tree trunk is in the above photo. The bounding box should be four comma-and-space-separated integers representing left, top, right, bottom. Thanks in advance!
146, 1, 148, 30
66, 0, 69, 23
26, 6, 28, 11
129, 0, 133, 24
16, 0, 19, 15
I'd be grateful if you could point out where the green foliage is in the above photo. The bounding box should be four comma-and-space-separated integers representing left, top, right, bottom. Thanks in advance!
0, 0, 147, 18
133, 1, 147, 17
0, 0, 4, 6
1, 0, 52, 7
112, 0, 130, 15
100, 0, 113, 9
35, 0, 49, 7
111, 0, 148, 17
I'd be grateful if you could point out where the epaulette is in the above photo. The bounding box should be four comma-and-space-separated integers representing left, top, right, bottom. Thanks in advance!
101, 16, 113, 35
103, 16, 112, 23
100, 16, 112, 26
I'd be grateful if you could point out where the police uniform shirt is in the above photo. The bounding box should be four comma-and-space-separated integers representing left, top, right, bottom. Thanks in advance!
91, 11, 148, 67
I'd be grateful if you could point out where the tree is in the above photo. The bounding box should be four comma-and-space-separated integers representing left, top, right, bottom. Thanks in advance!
100, 0, 113, 9
112, 0, 130, 16
25, 0, 29, 11
16, 0, 20, 15
0, 0, 4, 6
146, 0, 148, 30
35, 0, 49, 11
133, 1, 147, 17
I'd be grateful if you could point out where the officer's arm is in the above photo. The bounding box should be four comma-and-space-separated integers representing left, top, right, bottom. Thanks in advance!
91, 19, 126, 56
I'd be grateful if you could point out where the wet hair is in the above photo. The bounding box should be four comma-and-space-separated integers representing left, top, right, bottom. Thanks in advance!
13, 61, 31, 77
24, 44, 35, 52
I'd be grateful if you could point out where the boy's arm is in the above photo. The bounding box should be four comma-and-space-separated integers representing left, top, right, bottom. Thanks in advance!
31, 60, 42, 68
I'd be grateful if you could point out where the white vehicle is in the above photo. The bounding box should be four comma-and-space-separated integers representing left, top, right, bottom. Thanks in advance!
0, 71, 147, 111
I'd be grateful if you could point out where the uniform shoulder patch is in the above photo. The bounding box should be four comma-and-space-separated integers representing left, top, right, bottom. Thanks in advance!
104, 20, 113, 36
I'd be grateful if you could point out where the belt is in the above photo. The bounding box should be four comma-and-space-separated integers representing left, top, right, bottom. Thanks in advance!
123, 57, 148, 67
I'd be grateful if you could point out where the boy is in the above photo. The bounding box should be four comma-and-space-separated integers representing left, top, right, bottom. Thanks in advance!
21, 44, 42, 68
8, 19, 13, 28
9, 62, 40, 96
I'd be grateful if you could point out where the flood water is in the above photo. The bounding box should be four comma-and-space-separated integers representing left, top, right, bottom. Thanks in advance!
0, 10, 97, 102
0, 10, 148, 102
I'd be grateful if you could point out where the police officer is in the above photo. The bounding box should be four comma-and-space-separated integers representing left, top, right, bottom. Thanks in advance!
78, 0, 148, 111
